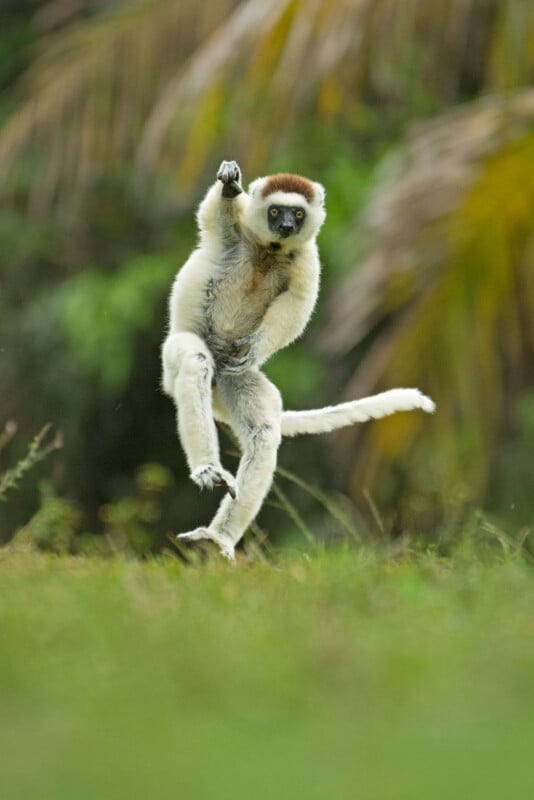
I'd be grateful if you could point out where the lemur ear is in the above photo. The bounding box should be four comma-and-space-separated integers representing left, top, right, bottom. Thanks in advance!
312, 182, 326, 206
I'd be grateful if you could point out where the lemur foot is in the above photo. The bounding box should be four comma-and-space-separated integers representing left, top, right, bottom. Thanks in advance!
177, 528, 236, 562
191, 464, 237, 499
217, 160, 242, 198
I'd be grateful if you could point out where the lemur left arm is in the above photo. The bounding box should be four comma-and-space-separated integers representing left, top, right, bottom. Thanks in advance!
196, 160, 247, 248
253, 252, 320, 366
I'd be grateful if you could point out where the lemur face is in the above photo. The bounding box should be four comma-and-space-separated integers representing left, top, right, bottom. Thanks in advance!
245, 172, 326, 247
267, 205, 307, 238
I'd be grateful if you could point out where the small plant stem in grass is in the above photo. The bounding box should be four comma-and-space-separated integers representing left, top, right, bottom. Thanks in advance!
275, 464, 361, 542
0, 424, 63, 501
363, 488, 386, 540
270, 481, 316, 546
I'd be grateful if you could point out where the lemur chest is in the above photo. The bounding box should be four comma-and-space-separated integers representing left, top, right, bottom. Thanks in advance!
206, 244, 292, 337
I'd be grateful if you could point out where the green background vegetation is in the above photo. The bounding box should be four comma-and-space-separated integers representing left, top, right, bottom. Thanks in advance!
2, 0, 534, 553
0, 3, 533, 795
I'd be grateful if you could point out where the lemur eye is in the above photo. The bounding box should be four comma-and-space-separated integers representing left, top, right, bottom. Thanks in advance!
269, 207, 279, 218
295, 209, 305, 220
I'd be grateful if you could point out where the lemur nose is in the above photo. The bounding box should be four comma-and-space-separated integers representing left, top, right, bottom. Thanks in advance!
279, 224, 294, 235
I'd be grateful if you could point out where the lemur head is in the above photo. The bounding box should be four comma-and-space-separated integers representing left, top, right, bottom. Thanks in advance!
244, 173, 326, 247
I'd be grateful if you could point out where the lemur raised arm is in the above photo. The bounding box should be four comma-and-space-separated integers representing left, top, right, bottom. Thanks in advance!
162, 160, 435, 560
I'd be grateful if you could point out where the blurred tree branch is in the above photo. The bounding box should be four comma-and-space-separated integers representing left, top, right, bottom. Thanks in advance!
1, 0, 532, 212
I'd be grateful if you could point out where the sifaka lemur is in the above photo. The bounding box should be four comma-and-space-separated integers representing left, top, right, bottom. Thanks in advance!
162, 160, 435, 560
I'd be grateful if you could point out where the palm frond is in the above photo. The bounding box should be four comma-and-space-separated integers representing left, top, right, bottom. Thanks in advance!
0, 0, 239, 207
320, 89, 534, 518
2, 0, 533, 210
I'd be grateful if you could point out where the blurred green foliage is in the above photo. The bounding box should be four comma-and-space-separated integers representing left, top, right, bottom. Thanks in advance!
57, 254, 176, 391
13, 462, 175, 556
0, 0, 533, 549
14, 481, 83, 553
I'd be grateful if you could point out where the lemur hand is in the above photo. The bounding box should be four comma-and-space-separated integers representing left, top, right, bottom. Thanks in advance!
218, 332, 260, 375
205, 331, 249, 373
217, 160, 243, 198
205, 331, 229, 365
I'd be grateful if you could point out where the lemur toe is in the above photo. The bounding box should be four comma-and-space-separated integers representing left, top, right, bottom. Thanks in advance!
177, 527, 210, 542
177, 528, 236, 562
191, 464, 238, 499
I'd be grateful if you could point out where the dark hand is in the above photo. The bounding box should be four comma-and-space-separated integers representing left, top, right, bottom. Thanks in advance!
205, 331, 229, 363
206, 333, 259, 375
218, 333, 259, 375
205, 331, 246, 373
217, 160, 243, 198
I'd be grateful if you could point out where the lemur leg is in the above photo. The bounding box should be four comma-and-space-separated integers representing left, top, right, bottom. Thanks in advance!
162, 331, 236, 497
178, 371, 282, 560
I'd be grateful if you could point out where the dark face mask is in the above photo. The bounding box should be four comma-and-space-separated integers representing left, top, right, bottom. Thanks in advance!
267, 205, 307, 238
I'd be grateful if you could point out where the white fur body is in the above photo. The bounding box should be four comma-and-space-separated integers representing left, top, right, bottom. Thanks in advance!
161, 162, 434, 560
164, 181, 323, 368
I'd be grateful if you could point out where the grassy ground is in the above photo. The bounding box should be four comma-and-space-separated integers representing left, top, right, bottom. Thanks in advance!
1, 542, 533, 799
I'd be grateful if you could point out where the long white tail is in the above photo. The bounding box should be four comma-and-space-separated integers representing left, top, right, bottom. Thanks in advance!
281, 388, 435, 437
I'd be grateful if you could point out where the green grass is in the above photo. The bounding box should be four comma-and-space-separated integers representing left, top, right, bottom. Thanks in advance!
1, 543, 533, 799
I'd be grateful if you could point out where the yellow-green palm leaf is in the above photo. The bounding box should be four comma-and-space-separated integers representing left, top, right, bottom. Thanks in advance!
1, 0, 533, 209
321, 90, 534, 522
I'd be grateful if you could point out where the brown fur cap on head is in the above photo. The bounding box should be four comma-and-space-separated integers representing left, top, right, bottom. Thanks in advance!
260, 173, 316, 204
